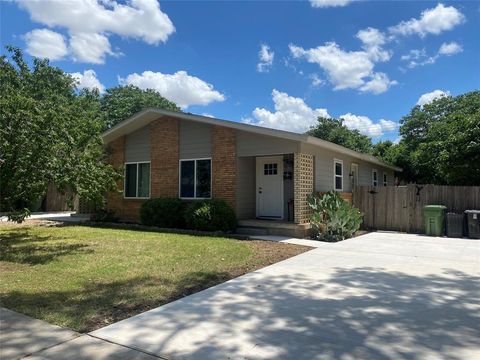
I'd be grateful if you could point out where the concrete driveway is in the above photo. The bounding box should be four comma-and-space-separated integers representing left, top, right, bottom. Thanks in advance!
92, 232, 480, 360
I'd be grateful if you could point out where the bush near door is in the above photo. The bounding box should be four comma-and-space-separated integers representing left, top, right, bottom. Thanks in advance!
307, 191, 363, 242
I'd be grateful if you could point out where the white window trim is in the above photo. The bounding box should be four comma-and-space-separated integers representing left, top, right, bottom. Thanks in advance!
333, 158, 343, 192
372, 169, 378, 187
351, 162, 359, 188
383, 173, 388, 187
124, 161, 151, 199
179, 158, 212, 200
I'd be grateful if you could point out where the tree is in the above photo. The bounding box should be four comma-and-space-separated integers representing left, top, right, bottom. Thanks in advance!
101, 85, 180, 129
307, 117, 373, 154
399, 91, 480, 185
0, 47, 120, 219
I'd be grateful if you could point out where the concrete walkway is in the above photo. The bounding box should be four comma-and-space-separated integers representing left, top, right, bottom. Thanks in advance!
0, 212, 90, 223
91, 232, 480, 360
0, 308, 159, 360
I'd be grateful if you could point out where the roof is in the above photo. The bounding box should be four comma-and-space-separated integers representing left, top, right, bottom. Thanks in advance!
102, 108, 402, 172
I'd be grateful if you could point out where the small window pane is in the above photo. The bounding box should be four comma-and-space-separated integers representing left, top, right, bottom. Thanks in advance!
196, 159, 211, 198
138, 163, 150, 197
335, 162, 342, 176
335, 176, 342, 190
180, 161, 195, 198
125, 164, 137, 197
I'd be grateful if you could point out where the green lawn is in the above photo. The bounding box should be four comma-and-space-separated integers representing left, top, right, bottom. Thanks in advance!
0, 224, 308, 332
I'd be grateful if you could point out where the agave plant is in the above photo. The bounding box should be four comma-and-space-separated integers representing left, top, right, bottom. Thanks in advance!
307, 191, 363, 242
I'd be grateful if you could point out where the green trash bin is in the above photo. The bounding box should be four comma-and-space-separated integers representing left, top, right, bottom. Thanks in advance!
423, 205, 447, 236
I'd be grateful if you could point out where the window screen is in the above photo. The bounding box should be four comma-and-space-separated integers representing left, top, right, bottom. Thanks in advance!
125, 163, 137, 197
180, 160, 195, 198
334, 160, 343, 191
138, 163, 150, 197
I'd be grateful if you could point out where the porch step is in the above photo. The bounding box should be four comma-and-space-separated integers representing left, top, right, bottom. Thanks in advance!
236, 219, 311, 238
236, 227, 270, 236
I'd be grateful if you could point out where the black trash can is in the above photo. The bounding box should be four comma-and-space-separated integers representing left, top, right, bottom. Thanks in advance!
465, 210, 480, 239
446, 213, 464, 238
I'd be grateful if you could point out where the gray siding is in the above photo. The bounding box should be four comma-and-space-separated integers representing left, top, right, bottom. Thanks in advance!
236, 156, 256, 219
237, 130, 300, 157
179, 120, 212, 159
301, 144, 395, 193
125, 125, 150, 162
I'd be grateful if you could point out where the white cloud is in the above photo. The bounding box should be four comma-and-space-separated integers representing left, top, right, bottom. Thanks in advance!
310, 0, 352, 8
70, 69, 105, 93
119, 70, 225, 109
389, 3, 465, 38
439, 41, 463, 56
309, 73, 324, 87
17, 0, 175, 63
340, 113, 397, 138
401, 41, 463, 69
69, 33, 117, 64
340, 113, 383, 137
24, 28, 68, 60
244, 89, 329, 133
257, 44, 274, 73
359, 72, 397, 94
289, 42, 396, 94
379, 119, 397, 132
356, 27, 391, 62
416, 89, 450, 106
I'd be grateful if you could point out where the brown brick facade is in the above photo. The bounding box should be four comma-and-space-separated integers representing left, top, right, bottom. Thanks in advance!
106, 117, 180, 222
105, 136, 145, 222
212, 126, 237, 211
294, 153, 314, 224
150, 117, 179, 197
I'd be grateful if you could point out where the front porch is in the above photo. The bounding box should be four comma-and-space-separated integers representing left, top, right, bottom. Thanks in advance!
236, 152, 314, 237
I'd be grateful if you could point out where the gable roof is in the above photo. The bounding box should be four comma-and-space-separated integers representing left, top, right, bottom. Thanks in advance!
102, 108, 402, 172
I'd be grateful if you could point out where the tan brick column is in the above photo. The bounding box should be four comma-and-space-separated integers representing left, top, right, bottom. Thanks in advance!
212, 126, 236, 211
294, 153, 314, 224
150, 117, 179, 197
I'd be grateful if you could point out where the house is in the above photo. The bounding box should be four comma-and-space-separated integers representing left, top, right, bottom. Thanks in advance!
102, 108, 401, 237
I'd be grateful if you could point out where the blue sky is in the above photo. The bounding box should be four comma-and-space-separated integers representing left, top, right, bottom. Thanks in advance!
1, 0, 479, 142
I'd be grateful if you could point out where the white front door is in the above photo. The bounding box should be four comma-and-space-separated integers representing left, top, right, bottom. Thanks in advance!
256, 156, 284, 219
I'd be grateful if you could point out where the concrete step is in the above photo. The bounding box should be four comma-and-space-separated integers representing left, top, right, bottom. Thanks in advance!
236, 227, 270, 236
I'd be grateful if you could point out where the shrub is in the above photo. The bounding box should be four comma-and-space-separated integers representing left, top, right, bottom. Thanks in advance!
90, 209, 118, 223
184, 199, 237, 232
307, 191, 363, 242
140, 197, 185, 228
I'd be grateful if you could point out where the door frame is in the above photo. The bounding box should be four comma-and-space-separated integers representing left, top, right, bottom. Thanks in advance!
255, 155, 284, 220
351, 162, 359, 189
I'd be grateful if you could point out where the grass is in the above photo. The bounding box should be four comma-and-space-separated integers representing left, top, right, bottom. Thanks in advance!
0, 223, 308, 332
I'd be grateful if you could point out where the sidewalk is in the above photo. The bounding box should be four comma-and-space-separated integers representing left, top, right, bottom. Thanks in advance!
0, 308, 160, 360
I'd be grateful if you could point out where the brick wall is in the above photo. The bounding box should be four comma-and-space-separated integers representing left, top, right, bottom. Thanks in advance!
294, 153, 314, 224
105, 136, 145, 222
150, 117, 179, 197
212, 126, 237, 211
106, 117, 180, 222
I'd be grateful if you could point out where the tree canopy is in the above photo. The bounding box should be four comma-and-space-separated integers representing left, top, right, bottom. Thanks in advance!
307, 117, 373, 154
0, 47, 184, 220
0, 47, 121, 218
399, 90, 480, 185
101, 85, 180, 129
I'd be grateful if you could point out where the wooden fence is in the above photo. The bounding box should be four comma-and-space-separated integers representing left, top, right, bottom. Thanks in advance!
353, 184, 480, 233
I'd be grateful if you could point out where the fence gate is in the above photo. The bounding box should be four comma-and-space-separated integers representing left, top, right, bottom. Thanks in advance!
353, 184, 480, 233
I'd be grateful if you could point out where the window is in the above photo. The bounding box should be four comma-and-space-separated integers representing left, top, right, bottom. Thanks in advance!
383, 173, 388, 187
180, 159, 211, 199
125, 162, 150, 198
263, 163, 278, 175
334, 159, 343, 191
372, 169, 378, 187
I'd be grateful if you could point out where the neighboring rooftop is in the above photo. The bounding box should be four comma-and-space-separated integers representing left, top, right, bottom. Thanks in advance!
102, 108, 402, 172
